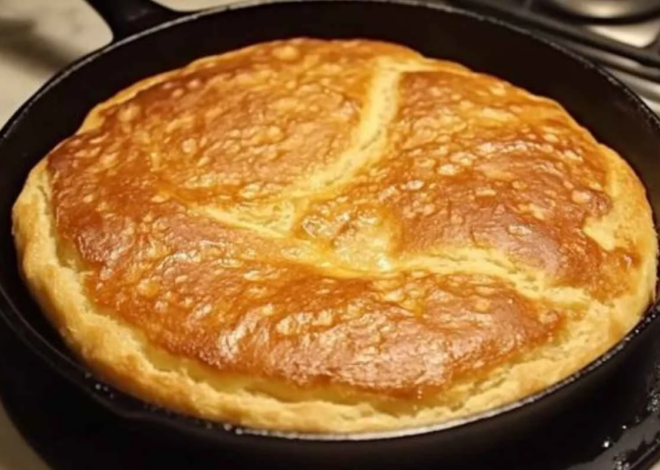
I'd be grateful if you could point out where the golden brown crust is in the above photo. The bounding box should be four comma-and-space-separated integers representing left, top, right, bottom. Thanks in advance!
12, 38, 657, 433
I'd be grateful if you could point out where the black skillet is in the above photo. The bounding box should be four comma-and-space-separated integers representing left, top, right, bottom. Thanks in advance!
1, 0, 660, 467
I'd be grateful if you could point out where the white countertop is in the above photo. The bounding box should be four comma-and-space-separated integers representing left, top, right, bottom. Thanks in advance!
0, 1, 659, 469
0, 1, 105, 466
0, 3, 234, 468
0, 0, 232, 125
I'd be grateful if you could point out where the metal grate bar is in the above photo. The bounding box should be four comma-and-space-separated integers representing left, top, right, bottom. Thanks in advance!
452, 0, 660, 73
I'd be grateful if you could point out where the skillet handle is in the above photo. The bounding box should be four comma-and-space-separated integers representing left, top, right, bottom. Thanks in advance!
84, 0, 180, 41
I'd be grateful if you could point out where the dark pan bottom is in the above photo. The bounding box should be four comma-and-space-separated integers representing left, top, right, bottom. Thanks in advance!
1, 320, 660, 469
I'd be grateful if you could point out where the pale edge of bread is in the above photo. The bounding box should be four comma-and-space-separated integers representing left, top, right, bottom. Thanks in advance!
11, 49, 658, 434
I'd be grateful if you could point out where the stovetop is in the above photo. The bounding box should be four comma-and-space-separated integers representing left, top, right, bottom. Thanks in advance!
451, 0, 660, 114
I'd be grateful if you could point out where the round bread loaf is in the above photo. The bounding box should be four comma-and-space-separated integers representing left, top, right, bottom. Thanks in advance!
12, 39, 657, 433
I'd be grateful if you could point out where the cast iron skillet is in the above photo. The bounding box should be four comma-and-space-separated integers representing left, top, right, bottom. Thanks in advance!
1, 0, 660, 467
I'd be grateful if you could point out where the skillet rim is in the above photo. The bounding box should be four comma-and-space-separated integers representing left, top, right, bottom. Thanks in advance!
0, 0, 659, 443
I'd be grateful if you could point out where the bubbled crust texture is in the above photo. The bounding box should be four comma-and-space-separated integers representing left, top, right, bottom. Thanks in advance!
13, 39, 657, 433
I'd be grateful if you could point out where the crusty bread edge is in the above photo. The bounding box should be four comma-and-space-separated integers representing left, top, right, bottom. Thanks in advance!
12, 155, 657, 433
11, 39, 658, 433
